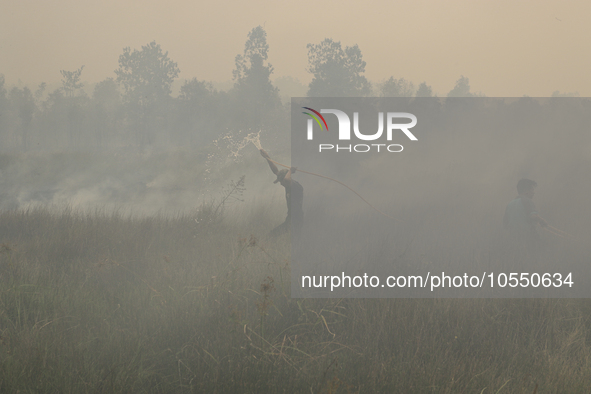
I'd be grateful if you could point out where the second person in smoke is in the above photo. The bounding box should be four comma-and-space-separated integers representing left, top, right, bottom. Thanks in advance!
503, 178, 547, 263
260, 149, 303, 236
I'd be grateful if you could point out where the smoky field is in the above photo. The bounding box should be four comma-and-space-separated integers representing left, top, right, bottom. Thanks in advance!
0, 184, 591, 392
1, 97, 591, 391
2, 15, 591, 391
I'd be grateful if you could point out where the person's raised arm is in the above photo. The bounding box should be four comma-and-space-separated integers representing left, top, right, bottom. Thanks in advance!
260, 149, 278, 175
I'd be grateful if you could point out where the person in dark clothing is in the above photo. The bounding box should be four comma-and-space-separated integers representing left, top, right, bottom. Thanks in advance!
260, 149, 303, 236
503, 178, 547, 263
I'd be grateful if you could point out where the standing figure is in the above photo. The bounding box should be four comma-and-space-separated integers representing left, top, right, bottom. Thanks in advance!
503, 178, 547, 263
260, 149, 303, 236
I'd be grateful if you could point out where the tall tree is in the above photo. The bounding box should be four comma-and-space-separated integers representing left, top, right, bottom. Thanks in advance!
416, 82, 434, 97
58, 66, 88, 148
233, 26, 272, 83
177, 78, 225, 146
447, 76, 473, 97
92, 78, 122, 147
306, 39, 371, 97
60, 66, 85, 98
380, 77, 415, 97
34, 82, 47, 105
115, 41, 180, 147
115, 41, 179, 107
8, 86, 36, 150
0, 75, 6, 102
0, 75, 8, 145
230, 26, 281, 134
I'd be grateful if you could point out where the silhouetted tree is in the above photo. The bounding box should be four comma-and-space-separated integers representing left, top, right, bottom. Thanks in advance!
380, 77, 415, 97
92, 78, 122, 146
177, 78, 226, 146
416, 82, 434, 97
306, 39, 371, 97
34, 82, 46, 104
58, 66, 89, 148
115, 42, 179, 107
0, 76, 7, 139
0, 75, 6, 102
39, 88, 66, 148
447, 76, 473, 97
8, 86, 36, 150
274, 76, 307, 103
115, 41, 180, 147
60, 66, 85, 98
93, 78, 120, 106
230, 26, 281, 134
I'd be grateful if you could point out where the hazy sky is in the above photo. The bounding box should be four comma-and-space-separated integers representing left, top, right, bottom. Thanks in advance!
1, 0, 589, 96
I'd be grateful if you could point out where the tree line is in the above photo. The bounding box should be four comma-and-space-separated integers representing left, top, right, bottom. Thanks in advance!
0, 26, 483, 152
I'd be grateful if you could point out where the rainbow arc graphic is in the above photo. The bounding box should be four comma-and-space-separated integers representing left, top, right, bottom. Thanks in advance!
302, 107, 328, 131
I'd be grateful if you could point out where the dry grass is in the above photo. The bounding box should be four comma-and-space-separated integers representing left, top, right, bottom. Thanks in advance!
0, 205, 590, 393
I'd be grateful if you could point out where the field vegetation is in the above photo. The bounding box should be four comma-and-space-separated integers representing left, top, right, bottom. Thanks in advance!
0, 198, 590, 393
